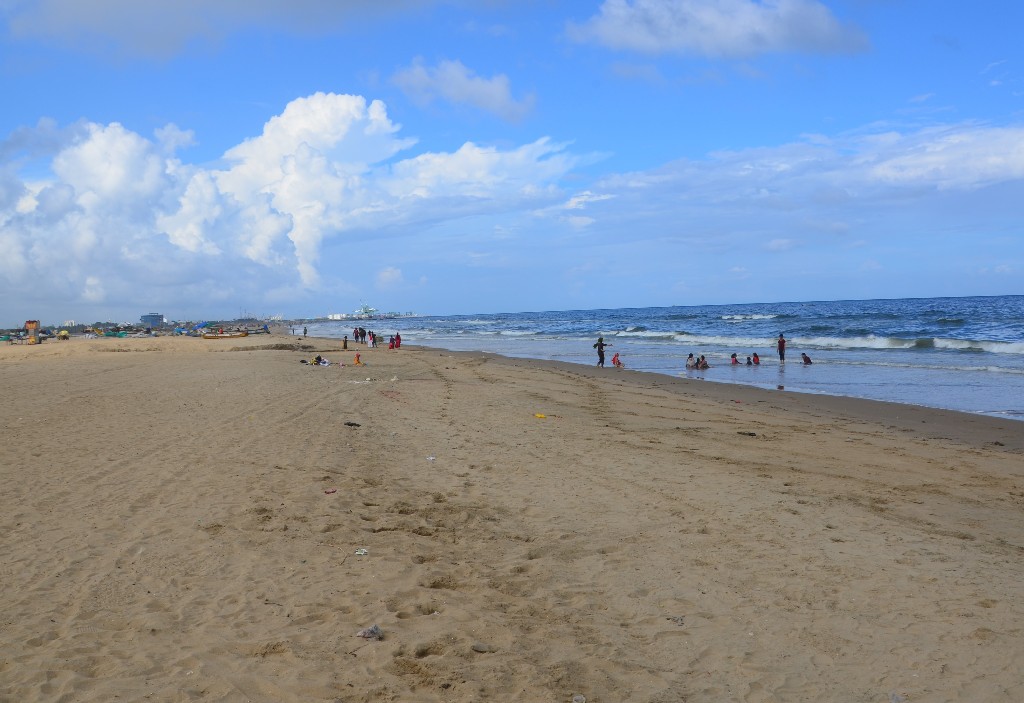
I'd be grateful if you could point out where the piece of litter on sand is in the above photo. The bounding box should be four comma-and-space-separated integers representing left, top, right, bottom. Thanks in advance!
470, 642, 496, 653
534, 413, 546, 419
354, 548, 368, 556
344, 421, 361, 427
324, 488, 338, 494
426, 455, 435, 461
356, 624, 382, 640
572, 695, 587, 703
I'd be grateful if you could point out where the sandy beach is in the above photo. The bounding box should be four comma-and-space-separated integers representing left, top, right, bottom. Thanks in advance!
2, 334, 1022, 703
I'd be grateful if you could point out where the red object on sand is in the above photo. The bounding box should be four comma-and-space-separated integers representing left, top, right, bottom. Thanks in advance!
324, 488, 338, 494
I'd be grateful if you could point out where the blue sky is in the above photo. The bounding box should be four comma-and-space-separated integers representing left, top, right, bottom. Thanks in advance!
1, 0, 1022, 326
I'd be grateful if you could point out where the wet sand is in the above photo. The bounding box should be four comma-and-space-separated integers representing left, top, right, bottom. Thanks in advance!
2, 334, 1022, 702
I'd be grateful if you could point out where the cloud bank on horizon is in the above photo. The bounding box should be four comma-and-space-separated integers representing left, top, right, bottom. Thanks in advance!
1, 0, 1022, 326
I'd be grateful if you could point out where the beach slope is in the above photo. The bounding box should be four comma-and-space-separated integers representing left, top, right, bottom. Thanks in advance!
2, 336, 1021, 702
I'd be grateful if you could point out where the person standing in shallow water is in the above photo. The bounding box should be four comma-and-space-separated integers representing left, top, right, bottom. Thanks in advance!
593, 337, 610, 367
777, 334, 786, 363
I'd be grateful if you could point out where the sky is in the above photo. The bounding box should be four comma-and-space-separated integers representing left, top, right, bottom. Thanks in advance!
1, 0, 1022, 326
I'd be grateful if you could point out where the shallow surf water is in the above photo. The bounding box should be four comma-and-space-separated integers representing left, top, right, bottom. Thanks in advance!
309, 295, 1024, 420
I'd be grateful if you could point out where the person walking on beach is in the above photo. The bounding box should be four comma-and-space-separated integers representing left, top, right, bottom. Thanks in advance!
303, 326, 308, 338
593, 337, 610, 367
777, 334, 786, 363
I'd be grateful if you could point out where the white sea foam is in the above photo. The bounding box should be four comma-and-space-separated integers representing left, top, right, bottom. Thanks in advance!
796, 335, 917, 350
932, 338, 1024, 354
672, 333, 781, 348
616, 329, 677, 339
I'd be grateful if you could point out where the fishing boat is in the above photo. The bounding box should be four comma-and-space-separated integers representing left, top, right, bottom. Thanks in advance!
201, 331, 249, 340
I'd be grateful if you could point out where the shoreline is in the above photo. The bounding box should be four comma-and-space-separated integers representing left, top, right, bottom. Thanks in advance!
3, 334, 1022, 701
304, 296, 1024, 421
453, 350, 1024, 452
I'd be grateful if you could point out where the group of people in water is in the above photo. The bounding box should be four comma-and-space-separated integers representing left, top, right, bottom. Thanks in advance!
595, 333, 813, 370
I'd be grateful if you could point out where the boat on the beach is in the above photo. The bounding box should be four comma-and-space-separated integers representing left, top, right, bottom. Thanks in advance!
201, 331, 249, 340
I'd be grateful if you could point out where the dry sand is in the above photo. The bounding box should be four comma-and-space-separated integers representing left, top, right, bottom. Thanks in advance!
1, 334, 1022, 702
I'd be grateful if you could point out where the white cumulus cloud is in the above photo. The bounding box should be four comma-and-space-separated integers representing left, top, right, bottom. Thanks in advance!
2, 0, 435, 59
865, 125, 1024, 190
568, 0, 868, 58
393, 58, 535, 121
376, 266, 405, 289
0, 92, 577, 320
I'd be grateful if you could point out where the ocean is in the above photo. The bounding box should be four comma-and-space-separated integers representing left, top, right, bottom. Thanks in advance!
307, 295, 1024, 420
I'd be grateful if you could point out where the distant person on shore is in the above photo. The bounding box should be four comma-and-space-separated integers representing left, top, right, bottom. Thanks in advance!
303, 326, 308, 338
752, 353, 760, 365
611, 352, 625, 368
685, 353, 697, 370
730, 353, 740, 365
801, 352, 813, 365
593, 337, 610, 367
395, 333, 401, 348
777, 334, 786, 363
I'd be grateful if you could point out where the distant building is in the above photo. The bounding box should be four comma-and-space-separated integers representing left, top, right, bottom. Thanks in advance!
140, 313, 165, 328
